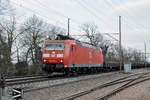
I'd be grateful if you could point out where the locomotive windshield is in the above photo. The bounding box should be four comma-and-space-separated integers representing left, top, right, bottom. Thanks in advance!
45, 43, 65, 50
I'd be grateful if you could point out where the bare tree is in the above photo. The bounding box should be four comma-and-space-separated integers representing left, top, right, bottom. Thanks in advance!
0, 16, 30, 62
99, 40, 112, 62
0, 16, 31, 75
20, 16, 44, 64
107, 44, 145, 64
106, 43, 120, 61
47, 25, 66, 40
123, 48, 144, 63
0, 17, 16, 64
81, 23, 101, 46
0, 30, 7, 65
18, 15, 67, 74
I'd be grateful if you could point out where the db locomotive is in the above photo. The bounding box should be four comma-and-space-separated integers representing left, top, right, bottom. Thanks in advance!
42, 39, 103, 74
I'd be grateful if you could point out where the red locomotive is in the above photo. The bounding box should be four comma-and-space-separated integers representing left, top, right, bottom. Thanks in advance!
42, 39, 103, 74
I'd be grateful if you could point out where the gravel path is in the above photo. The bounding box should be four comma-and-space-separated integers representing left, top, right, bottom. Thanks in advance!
23, 68, 150, 100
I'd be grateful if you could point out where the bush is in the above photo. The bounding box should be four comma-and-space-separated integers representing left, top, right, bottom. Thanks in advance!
15, 61, 28, 76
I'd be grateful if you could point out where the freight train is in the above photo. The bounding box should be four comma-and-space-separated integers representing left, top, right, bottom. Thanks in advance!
41, 35, 149, 74
41, 35, 104, 74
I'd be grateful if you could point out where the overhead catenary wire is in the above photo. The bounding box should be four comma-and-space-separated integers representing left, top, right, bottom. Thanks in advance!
87, 0, 133, 31
12, 0, 149, 45
13, 0, 149, 32
80, 0, 107, 18
34, 0, 83, 33
27, 0, 82, 28
12, 1, 83, 34
74, 0, 107, 30
105, 0, 149, 29
10, 0, 123, 45
89, 0, 149, 32
14, 0, 89, 37
12, 2, 86, 39
80, 0, 118, 30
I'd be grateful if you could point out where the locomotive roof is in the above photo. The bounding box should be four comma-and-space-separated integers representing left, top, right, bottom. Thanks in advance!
55, 34, 74, 40
75, 40, 99, 50
46, 34, 101, 50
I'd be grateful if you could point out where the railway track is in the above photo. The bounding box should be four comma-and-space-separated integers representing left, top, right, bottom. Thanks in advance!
5, 72, 110, 86
5, 73, 70, 87
61, 72, 150, 100
95, 75, 150, 100
5, 73, 68, 96
5, 71, 118, 94
5, 70, 150, 100
5, 69, 144, 87
23, 72, 119, 92
6, 75, 50, 86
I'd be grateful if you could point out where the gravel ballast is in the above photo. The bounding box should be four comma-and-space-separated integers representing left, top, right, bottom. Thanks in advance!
23, 68, 150, 100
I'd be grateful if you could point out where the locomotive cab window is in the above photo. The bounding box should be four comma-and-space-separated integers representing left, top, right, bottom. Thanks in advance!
45, 43, 65, 50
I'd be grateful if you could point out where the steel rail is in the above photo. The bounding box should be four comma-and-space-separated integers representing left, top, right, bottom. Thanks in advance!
24, 72, 119, 93
6, 71, 150, 98
6, 71, 117, 84
6, 71, 119, 93
61, 72, 150, 100
61, 79, 134, 100
6, 73, 65, 86
6, 75, 48, 82
95, 76, 150, 100
24, 72, 150, 93
5, 70, 149, 85
7, 77, 51, 86
95, 75, 142, 100
6, 74, 44, 79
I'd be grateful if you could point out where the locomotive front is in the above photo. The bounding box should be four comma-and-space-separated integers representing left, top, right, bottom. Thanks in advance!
42, 40, 67, 73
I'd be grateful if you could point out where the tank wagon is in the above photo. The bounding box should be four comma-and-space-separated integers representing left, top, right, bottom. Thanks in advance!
42, 40, 103, 74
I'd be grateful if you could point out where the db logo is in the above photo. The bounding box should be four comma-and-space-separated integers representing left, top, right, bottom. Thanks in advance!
51, 54, 55, 57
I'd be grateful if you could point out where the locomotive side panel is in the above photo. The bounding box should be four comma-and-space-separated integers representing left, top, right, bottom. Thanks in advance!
68, 43, 103, 67
63, 41, 71, 68
91, 49, 103, 65
73, 45, 89, 64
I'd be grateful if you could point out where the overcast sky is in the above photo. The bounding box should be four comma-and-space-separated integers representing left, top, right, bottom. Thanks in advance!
12, 0, 150, 54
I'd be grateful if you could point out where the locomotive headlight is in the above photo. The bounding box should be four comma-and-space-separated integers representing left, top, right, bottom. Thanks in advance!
44, 59, 48, 62
58, 60, 63, 63
43, 54, 50, 57
57, 54, 63, 58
